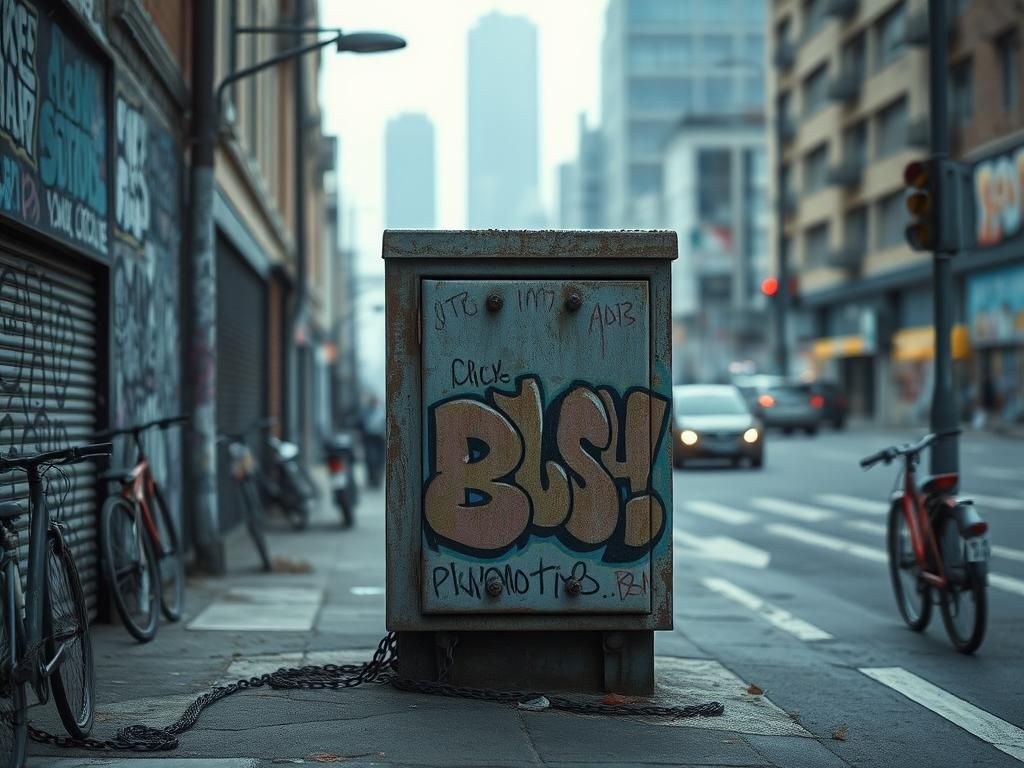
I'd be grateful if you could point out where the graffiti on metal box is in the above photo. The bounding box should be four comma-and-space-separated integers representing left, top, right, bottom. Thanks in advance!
423, 375, 669, 563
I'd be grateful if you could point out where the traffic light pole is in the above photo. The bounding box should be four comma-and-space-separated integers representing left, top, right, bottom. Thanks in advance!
927, 0, 959, 479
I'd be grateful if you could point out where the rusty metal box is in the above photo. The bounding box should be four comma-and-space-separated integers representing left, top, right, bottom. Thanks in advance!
385, 230, 676, 632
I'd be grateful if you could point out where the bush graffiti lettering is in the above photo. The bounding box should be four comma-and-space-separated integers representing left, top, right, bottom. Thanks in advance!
423, 375, 669, 563
0, 0, 38, 162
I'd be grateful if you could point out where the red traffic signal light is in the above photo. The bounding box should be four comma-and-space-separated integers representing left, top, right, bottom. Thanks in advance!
761, 277, 779, 297
904, 159, 934, 251
903, 160, 929, 188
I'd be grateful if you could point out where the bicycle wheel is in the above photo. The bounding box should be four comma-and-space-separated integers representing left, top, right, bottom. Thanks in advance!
150, 483, 186, 622
241, 477, 273, 572
887, 500, 931, 631
938, 517, 987, 654
100, 497, 160, 642
46, 535, 96, 738
0, 567, 26, 768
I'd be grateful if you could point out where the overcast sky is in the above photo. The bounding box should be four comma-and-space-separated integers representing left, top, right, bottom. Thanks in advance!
319, 1, 607, 275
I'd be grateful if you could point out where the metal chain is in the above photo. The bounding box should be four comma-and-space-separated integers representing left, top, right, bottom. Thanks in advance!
28, 631, 724, 753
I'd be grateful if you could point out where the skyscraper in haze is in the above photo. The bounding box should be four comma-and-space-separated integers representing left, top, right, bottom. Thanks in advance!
467, 12, 540, 228
385, 113, 436, 228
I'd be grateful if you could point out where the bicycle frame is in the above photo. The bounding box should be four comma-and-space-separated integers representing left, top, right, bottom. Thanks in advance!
898, 458, 951, 592
117, 457, 163, 553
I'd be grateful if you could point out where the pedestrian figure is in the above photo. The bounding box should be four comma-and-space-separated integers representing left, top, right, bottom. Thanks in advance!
974, 373, 996, 429
360, 393, 386, 488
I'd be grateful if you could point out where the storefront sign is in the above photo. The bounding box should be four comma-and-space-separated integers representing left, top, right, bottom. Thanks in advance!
974, 145, 1024, 248
967, 263, 1024, 345
0, 0, 107, 258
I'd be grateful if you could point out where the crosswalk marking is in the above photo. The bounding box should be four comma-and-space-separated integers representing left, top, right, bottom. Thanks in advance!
702, 577, 832, 641
990, 573, 1024, 597
845, 519, 887, 536
765, 523, 887, 562
685, 500, 755, 525
815, 493, 886, 515
992, 545, 1024, 564
967, 494, 1023, 512
860, 667, 1024, 763
751, 497, 835, 522
674, 529, 771, 568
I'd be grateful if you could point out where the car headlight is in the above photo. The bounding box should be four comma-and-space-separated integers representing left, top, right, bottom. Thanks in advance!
743, 427, 759, 443
680, 429, 699, 446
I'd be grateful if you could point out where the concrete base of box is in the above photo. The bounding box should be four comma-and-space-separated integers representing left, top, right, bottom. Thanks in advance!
395, 629, 654, 695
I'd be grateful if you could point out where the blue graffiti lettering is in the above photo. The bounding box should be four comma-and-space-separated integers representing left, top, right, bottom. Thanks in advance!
0, 154, 20, 213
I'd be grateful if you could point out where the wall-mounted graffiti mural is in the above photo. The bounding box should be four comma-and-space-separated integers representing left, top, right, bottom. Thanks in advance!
0, 1, 107, 258
110, 81, 182, 527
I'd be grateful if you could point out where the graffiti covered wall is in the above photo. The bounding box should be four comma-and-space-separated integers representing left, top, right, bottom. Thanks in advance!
0, 0, 107, 259
110, 76, 182, 524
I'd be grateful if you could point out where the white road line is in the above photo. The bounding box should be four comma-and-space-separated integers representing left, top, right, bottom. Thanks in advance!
860, 667, 1024, 763
751, 497, 835, 523
685, 500, 755, 525
845, 519, 887, 536
815, 493, 886, 516
977, 467, 1021, 481
990, 573, 1024, 597
674, 529, 771, 568
992, 545, 1024, 564
968, 494, 1024, 512
702, 577, 832, 641
765, 523, 887, 563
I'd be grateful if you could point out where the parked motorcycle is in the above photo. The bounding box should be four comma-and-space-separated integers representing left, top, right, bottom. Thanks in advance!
324, 431, 358, 528
257, 418, 318, 530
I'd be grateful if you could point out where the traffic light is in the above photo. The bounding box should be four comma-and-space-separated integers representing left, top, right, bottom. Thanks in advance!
904, 160, 935, 251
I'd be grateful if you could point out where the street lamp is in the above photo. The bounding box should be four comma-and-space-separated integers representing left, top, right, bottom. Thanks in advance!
337, 32, 407, 53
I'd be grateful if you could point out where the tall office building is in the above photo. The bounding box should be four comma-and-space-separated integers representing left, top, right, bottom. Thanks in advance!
602, 0, 767, 227
467, 12, 540, 228
385, 113, 436, 228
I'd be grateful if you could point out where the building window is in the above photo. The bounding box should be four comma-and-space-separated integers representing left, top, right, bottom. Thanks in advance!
629, 122, 674, 155
777, 16, 792, 49
875, 2, 906, 71
747, 34, 765, 67
950, 57, 973, 128
629, 80, 695, 113
802, 0, 828, 40
697, 149, 733, 225
804, 222, 830, 268
803, 143, 829, 193
803, 63, 830, 117
875, 97, 908, 159
842, 32, 866, 79
998, 34, 1018, 113
877, 191, 905, 249
844, 206, 868, 250
704, 35, 733, 67
744, 75, 765, 111
705, 77, 735, 113
843, 121, 867, 166
630, 36, 694, 71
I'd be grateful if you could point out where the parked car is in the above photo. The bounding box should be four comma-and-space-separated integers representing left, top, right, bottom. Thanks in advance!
757, 382, 823, 435
733, 374, 785, 415
672, 384, 764, 468
803, 380, 848, 429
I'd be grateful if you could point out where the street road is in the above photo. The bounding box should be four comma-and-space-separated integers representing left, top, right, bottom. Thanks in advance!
662, 426, 1024, 767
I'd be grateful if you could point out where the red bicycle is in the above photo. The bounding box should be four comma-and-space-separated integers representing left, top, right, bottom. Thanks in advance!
861, 431, 990, 653
98, 416, 187, 642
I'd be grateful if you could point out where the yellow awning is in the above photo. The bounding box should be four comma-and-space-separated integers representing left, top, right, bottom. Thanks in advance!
812, 335, 868, 360
892, 325, 971, 362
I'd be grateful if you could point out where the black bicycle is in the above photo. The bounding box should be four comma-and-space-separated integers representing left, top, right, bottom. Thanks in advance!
218, 432, 273, 572
0, 441, 112, 768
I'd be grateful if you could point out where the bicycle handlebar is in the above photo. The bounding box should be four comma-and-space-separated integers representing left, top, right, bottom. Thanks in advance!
96, 415, 188, 440
0, 441, 113, 470
860, 429, 962, 469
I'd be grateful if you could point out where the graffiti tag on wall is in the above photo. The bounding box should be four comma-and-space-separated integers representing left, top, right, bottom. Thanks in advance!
423, 375, 669, 564
0, 0, 107, 258
975, 146, 1024, 248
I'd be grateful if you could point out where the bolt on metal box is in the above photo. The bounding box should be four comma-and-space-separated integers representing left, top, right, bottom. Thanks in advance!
384, 230, 676, 693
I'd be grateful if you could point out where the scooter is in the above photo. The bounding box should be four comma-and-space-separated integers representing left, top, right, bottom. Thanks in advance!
324, 431, 358, 528
257, 418, 317, 530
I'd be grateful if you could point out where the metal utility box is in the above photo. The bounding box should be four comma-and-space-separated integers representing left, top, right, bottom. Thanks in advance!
384, 230, 676, 694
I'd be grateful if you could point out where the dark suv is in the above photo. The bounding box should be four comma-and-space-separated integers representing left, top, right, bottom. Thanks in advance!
804, 381, 848, 429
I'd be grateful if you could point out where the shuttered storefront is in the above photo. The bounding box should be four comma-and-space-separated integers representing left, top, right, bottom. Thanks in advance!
0, 245, 102, 613
216, 236, 268, 531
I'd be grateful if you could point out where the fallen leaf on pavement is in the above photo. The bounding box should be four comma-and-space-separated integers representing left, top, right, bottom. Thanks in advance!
832, 725, 849, 741
602, 692, 627, 705
273, 556, 313, 574
310, 753, 345, 763
746, 683, 764, 695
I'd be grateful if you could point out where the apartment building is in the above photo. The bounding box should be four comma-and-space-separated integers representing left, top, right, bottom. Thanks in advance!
770, 0, 1024, 426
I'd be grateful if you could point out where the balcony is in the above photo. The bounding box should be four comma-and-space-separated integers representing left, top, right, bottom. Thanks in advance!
826, 159, 863, 189
905, 8, 929, 46
827, 70, 861, 104
826, 244, 864, 271
907, 116, 930, 148
777, 114, 797, 144
773, 40, 796, 71
780, 190, 799, 217
825, 0, 858, 19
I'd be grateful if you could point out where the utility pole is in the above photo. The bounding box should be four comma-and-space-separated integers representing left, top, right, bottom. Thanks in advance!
291, 0, 309, 451
928, 0, 959, 478
775, 160, 790, 377
187, 0, 223, 573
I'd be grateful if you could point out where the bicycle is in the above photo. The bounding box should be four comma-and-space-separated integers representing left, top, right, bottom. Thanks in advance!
96, 416, 187, 643
218, 432, 273, 573
0, 441, 112, 768
861, 430, 990, 653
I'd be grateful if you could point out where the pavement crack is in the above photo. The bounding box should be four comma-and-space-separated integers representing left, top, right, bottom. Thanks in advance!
516, 709, 548, 766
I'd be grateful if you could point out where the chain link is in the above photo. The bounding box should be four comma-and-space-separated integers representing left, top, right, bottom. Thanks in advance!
28, 631, 724, 752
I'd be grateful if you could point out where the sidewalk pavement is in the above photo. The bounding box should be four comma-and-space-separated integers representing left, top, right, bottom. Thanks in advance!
31, 471, 849, 768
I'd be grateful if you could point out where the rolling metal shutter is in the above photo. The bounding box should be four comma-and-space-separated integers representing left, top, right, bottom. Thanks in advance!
0, 246, 102, 614
216, 237, 267, 532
